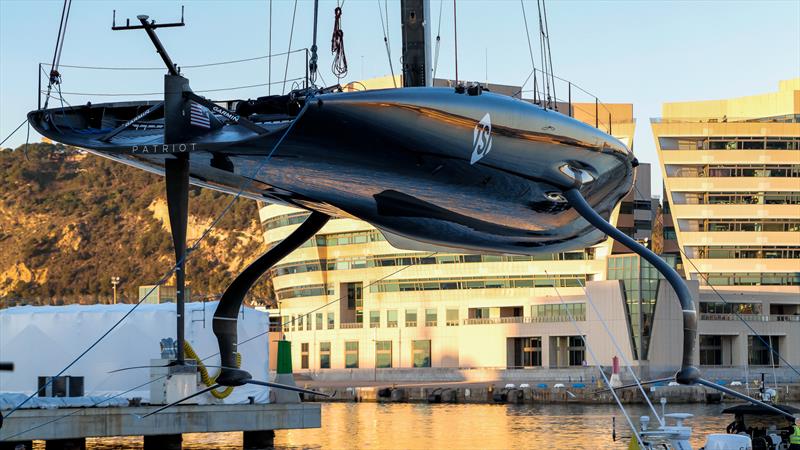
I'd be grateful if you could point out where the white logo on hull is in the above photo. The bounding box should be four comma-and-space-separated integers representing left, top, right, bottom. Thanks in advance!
471, 113, 492, 165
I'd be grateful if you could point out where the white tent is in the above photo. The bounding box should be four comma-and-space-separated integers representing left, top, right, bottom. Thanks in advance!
0, 302, 270, 405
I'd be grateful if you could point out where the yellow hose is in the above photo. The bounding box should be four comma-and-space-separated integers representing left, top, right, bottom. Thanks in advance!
183, 340, 241, 399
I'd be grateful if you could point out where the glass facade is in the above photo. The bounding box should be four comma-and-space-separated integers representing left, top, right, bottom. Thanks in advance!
607, 254, 674, 360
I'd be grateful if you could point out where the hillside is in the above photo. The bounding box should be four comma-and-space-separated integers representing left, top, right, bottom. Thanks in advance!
0, 143, 273, 307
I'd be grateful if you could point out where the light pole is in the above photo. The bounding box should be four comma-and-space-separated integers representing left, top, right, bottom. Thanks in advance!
111, 277, 120, 304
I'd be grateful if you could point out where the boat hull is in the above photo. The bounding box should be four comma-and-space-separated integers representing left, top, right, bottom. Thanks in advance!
29, 87, 635, 255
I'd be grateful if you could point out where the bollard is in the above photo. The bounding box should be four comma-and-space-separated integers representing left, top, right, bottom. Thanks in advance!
274, 340, 300, 403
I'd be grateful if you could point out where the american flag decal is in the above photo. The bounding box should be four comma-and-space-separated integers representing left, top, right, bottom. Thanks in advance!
189, 101, 211, 129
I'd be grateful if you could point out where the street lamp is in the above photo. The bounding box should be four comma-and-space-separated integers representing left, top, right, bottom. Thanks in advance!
111, 276, 120, 304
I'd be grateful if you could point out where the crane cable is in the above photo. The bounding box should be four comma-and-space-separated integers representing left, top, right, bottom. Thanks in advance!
432, 0, 444, 82
44, 0, 72, 109
377, 0, 397, 87
519, 0, 538, 103
183, 341, 241, 399
282, 0, 299, 94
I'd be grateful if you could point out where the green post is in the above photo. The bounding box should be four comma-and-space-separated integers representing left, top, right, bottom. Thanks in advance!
277, 340, 293, 374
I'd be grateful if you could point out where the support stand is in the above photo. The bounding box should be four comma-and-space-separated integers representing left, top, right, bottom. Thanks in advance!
214, 211, 330, 385
564, 186, 796, 419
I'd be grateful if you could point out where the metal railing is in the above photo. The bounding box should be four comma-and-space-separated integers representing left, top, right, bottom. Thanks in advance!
340, 322, 363, 329
517, 67, 622, 135
463, 315, 585, 325
37, 48, 311, 110
700, 313, 800, 322
651, 115, 799, 124
405, 321, 417, 327
425, 321, 438, 327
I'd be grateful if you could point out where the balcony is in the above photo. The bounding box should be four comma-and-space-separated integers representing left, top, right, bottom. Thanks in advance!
463, 315, 584, 325
340, 322, 363, 329
425, 321, 438, 327
369, 322, 380, 328
405, 321, 417, 327
700, 313, 800, 322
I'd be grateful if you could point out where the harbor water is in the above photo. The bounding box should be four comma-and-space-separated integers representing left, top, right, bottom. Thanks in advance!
32, 402, 743, 449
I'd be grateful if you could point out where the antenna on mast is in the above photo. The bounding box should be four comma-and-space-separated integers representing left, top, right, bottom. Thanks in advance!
111, 8, 186, 76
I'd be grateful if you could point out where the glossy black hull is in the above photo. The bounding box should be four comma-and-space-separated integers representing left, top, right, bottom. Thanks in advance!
29, 87, 635, 255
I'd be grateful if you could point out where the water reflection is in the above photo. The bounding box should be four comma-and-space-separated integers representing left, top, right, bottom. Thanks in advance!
39, 403, 733, 449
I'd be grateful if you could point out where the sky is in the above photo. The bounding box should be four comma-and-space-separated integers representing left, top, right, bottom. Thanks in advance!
1, 0, 798, 193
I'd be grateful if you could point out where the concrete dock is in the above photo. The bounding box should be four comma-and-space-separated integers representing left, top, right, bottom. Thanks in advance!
0, 403, 320, 449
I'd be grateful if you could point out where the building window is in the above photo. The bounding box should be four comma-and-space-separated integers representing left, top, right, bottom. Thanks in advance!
369, 310, 380, 328
405, 309, 417, 327
345, 341, 359, 368
282, 315, 289, 332
748, 336, 779, 366
470, 307, 490, 319
425, 308, 438, 327
699, 302, 761, 315
297, 315, 303, 331
523, 337, 542, 367
446, 309, 459, 326
568, 336, 586, 367
412, 340, 431, 368
327, 312, 335, 329
300, 343, 309, 369
346, 282, 364, 323
699, 336, 722, 366
387, 310, 398, 328
316, 313, 323, 330
531, 303, 586, 321
376, 341, 392, 368
319, 342, 331, 369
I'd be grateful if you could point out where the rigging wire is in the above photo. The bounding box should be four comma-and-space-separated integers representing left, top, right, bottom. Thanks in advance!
45, 78, 306, 97
577, 279, 665, 426
519, 1, 539, 104
377, 0, 397, 87
630, 183, 800, 382
535, 0, 550, 109
309, 0, 320, 85
268, 0, 273, 95
432, 0, 444, 82
3, 94, 316, 420
331, 4, 348, 80
45, 49, 308, 71
0, 119, 29, 147
44, 0, 72, 109
282, 0, 299, 94
541, 0, 557, 109
453, 0, 459, 85
3, 252, 437, 440
545, 270, 645, 449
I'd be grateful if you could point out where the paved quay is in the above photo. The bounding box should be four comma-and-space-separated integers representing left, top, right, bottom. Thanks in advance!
0, 403, 320, 449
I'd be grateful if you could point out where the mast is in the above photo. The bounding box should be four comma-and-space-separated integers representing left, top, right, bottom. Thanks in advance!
400, 0, 432, 87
